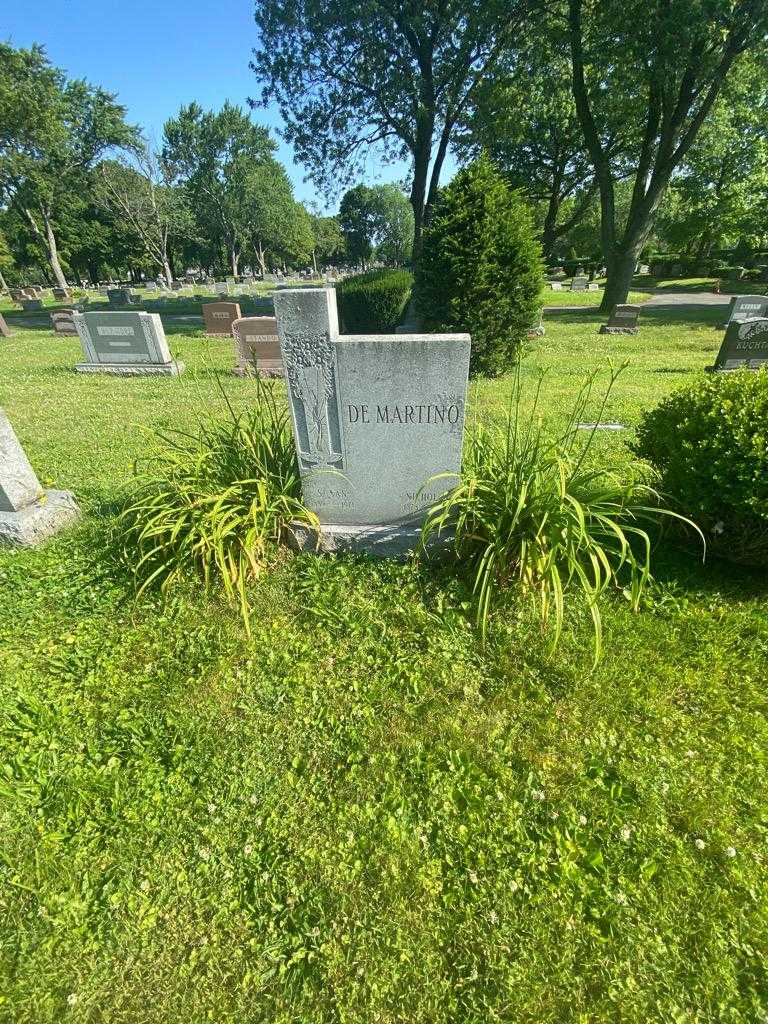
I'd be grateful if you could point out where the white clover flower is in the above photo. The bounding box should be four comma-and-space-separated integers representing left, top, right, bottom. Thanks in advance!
685, 750, 696, 759
198, 847, 211, 861
695, 838, 706, 850
140, 878, 150, 891
249, 794, 258, 806
489, 910, 498, 924
67, 994, 78, 1007
579, 814, 588, 826
615, 892, 627, 906
532, 789, 545, 802
207, 803, 217, 814
620, 826, 632, 842
661, 782, 669, 794
725, 846, 737, 858
468, 870, 479, 884
244, 844, 253, 857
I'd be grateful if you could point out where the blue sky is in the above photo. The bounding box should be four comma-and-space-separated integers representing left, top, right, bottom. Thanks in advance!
2, 0, 425, 212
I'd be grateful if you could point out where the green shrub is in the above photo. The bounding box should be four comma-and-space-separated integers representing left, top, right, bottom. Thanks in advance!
336, 268, 413, 332
635, 371, 768, 566
120, 382, 316, 629
415, 154, 544, 377
423, 367, 695, 663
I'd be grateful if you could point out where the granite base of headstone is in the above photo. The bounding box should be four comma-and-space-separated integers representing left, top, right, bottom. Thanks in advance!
0, 409, 79, 546
710, 317, 768, 371
273, 287, 470, 558
73, 311, 183, 375
599, 304, 641, 335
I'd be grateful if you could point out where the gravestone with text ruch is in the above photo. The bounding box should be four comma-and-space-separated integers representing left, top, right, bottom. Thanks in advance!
50, 310, 78, 336
73, 311, 183, 375
712, 317, 768, 371
723, 294, 768, 327
599, 304, 641, 335
0, 408, 79, 546
571, 277, 588, 291
232, 316, 282, 376
273, 287, 470, 557
0, 314, 11, 338
202, 301, 241, 337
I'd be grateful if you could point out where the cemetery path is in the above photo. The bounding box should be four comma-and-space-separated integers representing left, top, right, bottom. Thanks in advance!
544, 290, 730, 313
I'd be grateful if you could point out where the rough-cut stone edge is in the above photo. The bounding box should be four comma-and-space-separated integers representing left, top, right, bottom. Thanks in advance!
286, 520, 453, 560
74, 361, 184, 376
599, 326, 639, 335
0, 489, 79, 547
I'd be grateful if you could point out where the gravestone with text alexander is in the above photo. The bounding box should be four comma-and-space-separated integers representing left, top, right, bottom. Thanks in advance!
712, 317, 768, 371
203, 301, 241, 336
600, 304, 641, 335
232, 316, 282, 376
273, 288, 470, 556
73, 310, 183, 375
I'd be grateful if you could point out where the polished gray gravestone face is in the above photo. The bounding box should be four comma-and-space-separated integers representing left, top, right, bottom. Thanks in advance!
52, 287, 70, 300
726, 294, 768, 324
0, 409, 79, 545
202, 301, 241, 336
231, 316, 282, 376
713, 317, 768, 370
73, 310, 182, 375
273, 288, 470, 527
600, 304, 641, 334
570, 277, 588, 291
21, 299, 43, 311
51, 310, 78, 335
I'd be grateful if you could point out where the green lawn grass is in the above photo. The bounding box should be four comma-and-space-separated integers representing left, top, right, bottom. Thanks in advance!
1, 306, 766, 1023
543, 286, 651, 307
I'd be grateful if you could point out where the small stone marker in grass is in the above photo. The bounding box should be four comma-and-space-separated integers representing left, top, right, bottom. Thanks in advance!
549, 281, 563, 291
202, 301, 241, 337
711, 317, 768, 371
73, 310, 183, 375
0, 408, 79, 546
50, 310, 78, 336
571, 276, 588, 291
52, 287, 70, 301
107, 287, 136, 306
0, 314, 11, 337
231, 316, 282, 376
588, 282, 600, 291
600, 304, 641, 335
273, 287, 470, 557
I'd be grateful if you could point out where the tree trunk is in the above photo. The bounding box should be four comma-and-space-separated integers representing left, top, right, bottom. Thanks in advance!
161, 256, 173, 288
0, 269, 6, 292
230, 247, 239, 277
41, 209, 69, 290
600, 249, 639, 312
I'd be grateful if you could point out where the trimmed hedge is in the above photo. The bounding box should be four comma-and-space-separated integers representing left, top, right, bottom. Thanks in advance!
634, 371, 768, 566
336, 269, 413, 333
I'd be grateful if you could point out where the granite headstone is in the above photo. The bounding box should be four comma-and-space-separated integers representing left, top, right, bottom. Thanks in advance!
712, 317, 768, 371
50, 310, 78, 336
599, 304, 641, 335
0, 409, 79, 546
231, 316, 282, 376
73, 310, 183, 375
571, 277, 588, 291
202, 301, 241, 336
273, 287, 470, 556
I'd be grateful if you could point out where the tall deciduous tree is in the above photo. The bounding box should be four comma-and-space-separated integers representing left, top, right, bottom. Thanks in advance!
0, 44, 137, 289
567, 0, 768, 310
310, 215, 346, 269
339, 184, 414, 267
95, 145, 192, 286
162, 103, 275, 276
250, 0, 534, 255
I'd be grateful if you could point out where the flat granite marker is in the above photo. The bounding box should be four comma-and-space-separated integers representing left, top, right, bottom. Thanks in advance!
600, 304, 641, 335
273, 287, 470, 556
0, 409, 79, 546
202, 301, 241, 336
231, 316, 282, 376
711, 317, 768, 371
73, 310, 183, 375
